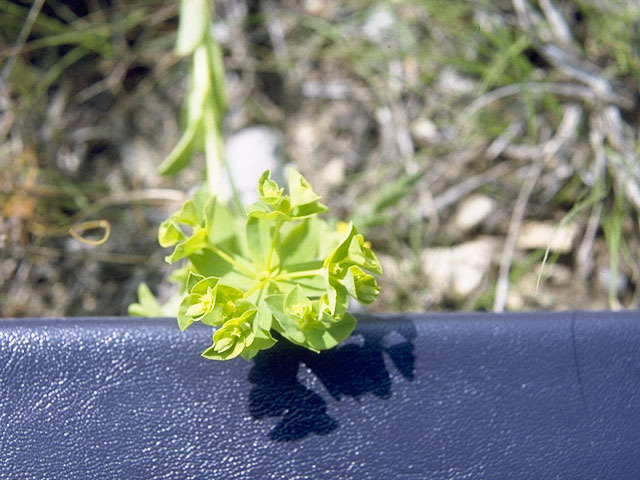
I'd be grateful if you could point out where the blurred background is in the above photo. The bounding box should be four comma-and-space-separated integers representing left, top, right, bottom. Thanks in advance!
1, 0, 639, 317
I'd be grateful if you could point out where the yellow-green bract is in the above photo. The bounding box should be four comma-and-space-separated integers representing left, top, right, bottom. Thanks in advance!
159, 168, 382, 361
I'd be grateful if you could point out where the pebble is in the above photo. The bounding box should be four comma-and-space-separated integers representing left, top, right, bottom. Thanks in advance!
362, 4, 396, 45
436, 68, 477, 97
597, 267, 628, 295
453, 194, 496, 233
421, 236, 497, 297
516, 220, 578, 254
320, 157, 346, 188
411, 118, 441, 147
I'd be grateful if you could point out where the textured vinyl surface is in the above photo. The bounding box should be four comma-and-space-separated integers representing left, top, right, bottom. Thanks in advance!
1, 311, 640, 479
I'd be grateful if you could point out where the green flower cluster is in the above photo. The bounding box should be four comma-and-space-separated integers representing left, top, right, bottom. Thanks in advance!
158, 168, 382, 360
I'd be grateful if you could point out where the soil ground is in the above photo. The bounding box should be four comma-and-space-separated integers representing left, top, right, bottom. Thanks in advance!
2, 0, 639, 317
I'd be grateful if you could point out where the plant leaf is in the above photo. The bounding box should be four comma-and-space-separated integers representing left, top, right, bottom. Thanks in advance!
288, 168, 321, 207
278, 217, 320, 268
177, 293, 200, 331
158, 119, 201, 175
240, 327, 276, 361
177, 200, 199, 226
186, 271, 206, 292
246, 216, 277, 273
158, 219, 186, 248
265, 292, 355, 352
165, 227, 208, 263
201, 310, 256, 360
189, 249, 255, 291
175, 0, 209, 56
190, 275, 219, 295
204, 197, 238, 244
265, 294, 307, 345
128, 283, 165, 317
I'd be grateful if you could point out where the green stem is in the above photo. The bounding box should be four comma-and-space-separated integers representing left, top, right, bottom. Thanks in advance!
220, 148, 244, 214
276, 268, 325, 280
206, 242, 256, 278
265, 219, 283, 272
201, 24, 243, 212
256, 285, 266, 304
243, 280, 267, 299
203, 102, 222, 197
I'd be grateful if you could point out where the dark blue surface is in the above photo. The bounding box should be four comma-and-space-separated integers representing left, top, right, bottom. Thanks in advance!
1, 311, 640, 479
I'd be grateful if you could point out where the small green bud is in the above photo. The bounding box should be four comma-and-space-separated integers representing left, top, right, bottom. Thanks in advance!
258, 170, 284, 205
203, 311, 257, 360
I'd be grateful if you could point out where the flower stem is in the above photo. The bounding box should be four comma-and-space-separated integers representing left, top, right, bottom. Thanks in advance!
243, 280, 267, 300
206, 242, 256, 278
276, 268, 325, 280
265, 219, 283, 273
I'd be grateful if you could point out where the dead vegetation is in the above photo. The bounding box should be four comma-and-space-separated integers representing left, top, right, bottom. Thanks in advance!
1, 0, 639, 317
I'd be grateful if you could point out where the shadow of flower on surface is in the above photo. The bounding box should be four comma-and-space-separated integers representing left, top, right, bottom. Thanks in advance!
248, 317, 417, 441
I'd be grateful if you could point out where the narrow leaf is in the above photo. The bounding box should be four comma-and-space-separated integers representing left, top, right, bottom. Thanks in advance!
158, 119, 201, 175
246, 216, 276, 272
175, 0, 209, 56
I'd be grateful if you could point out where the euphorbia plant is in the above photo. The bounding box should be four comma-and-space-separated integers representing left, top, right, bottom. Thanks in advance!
128, 0, 382, 360
157, 169, 382, 360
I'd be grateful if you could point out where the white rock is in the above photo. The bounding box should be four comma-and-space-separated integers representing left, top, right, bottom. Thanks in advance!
421, 236, 497, 297
411, 118, 441, 147
516, 221, 578, 253
436, 67, 476, 97
220, 126, 283, 204
290, 118, 318, 159
302, 0, 339, 17
453, 194, 496, 233
597, 267, 628, 295
320, 157, 346, 188
506, 291, 525, 310
362, 4, 395, 44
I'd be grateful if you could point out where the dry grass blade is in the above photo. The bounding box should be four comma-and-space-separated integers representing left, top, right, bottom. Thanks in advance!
601, 106, 640, 213
538, 0, 572, 45
0, 0, 45, 87
576, 114, 607, 279
485, 121, 524, 160
493, 159, 544, 312
459, 82, 631, 129
68, 219, 111, 246
493, 104, 582, 312
4, 1, 640, 315
433, 161, 514, 213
